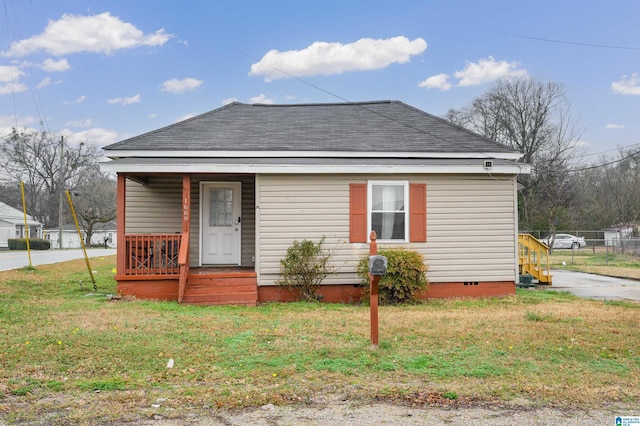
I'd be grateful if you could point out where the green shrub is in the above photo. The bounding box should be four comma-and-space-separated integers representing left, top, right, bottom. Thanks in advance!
276, 237, 336, 301
356, 248, 428, 305
8, 238, 51, 250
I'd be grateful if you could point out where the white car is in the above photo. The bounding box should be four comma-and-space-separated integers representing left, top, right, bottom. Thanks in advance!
540, 233, 586, 249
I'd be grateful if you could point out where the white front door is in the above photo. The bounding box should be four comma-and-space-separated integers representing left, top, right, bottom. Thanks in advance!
201, 182, 242, 265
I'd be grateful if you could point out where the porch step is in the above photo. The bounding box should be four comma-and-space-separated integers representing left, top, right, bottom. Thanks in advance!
183, 272, 258, 306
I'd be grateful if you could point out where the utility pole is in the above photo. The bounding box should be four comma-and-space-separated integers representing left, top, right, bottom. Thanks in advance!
58, 136, 64, 250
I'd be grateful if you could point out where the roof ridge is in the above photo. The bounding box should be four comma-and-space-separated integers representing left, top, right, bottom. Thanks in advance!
249, 100, 393, 107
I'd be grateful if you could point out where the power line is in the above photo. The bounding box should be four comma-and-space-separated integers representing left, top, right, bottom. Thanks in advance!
505, 32, 639, 50
1, 0, 52, 134
535, 149, 640, 174
574, 141, 640, 159
569, 149, 640, 173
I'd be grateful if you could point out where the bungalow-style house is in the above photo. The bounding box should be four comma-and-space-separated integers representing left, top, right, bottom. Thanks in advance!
100, 101, 530, 305
47, 220, 117, 249
0, 201, 43, 249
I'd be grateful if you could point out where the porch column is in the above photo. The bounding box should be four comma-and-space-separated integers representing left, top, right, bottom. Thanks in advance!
182, 174, 191, 236
178, 174, 191, 303
116, 173, 126, 275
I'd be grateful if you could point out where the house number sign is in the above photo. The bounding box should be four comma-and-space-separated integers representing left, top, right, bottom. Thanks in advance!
183, 197, 190, 222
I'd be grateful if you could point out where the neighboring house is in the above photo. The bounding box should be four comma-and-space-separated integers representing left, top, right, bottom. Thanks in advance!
603, 224, 635, 247
100, 101, 530, 305
47, 221, 117, 249
0, 201, 43, 249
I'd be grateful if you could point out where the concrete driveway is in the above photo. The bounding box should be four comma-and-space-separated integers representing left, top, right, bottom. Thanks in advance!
0, 248, 116, 272
548, 269, 640, 302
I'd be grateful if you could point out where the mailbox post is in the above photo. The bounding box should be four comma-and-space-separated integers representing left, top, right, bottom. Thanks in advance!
368, 231, 387, 348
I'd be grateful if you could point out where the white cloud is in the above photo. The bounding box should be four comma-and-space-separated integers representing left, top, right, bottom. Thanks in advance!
0, 81, 27, 95
3, 12, 172, 57
148, 113, 157, 119
161, 78, 203, 94
249, 94, 274, 104
575, 140, 591, 149
176, 113, 197, 122
107, 94, 141, 105
605, 124, 625, 129
36, 77, 51, 89
420, 56, 528, 91
66, 119, 93, 128
0, 115, 38, 137
62, 127, 120, 146
0, 65, 25, 82
222, 97, 238, 105
42, 58, 70, 72
418, 73, 452, 90
611, 73, 640, 95
249, 36, 427, 81
0, 65, 27, 94
455, 57, 527, 87
64, 95, 86, 105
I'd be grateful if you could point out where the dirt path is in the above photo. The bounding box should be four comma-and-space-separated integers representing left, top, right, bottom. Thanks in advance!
121, 399, 638, 425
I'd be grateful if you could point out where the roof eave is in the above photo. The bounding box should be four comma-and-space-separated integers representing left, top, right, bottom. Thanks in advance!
104, 150, 523, 161
100, 161, 531, 175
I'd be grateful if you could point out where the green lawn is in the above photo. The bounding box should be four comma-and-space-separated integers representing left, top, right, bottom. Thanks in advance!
1, 256, 639, 423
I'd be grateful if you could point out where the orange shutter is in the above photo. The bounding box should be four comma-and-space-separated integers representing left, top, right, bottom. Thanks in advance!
409, 183, 427, 242
349, 183, 367, 243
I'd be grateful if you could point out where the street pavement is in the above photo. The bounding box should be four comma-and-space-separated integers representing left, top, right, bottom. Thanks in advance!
0, 248, 116, 272
548, 269, 640, 302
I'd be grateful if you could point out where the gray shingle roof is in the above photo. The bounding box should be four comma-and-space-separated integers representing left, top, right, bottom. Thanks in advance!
103, 101, 517, 155
0, 201, 42, 226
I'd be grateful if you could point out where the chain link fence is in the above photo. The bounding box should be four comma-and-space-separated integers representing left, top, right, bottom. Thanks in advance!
521, 230, 640, 256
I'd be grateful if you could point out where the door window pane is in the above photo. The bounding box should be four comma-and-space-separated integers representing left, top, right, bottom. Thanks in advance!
210, 189, 233, 226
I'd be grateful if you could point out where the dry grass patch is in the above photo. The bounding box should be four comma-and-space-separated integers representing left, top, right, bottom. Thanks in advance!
0, 256, 639, 423
551, 250, 640, 279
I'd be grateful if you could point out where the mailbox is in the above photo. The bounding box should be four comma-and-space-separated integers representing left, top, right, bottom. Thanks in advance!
369, 255, 388, 276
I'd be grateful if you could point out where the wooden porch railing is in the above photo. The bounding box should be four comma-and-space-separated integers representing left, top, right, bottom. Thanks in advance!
124, 234, 183, 276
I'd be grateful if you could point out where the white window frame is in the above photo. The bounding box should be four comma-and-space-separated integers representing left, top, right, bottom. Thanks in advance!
367, 180, 409, 243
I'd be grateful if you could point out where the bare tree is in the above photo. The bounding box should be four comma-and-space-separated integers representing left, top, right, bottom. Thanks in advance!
445, 77, 582, 231
70, 167, 117, 245
0, 127, 99, 227
580, 149, 640, 229
445, 78, 568, 164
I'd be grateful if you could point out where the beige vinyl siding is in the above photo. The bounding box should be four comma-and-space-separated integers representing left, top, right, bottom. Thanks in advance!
425, 175, 516, 282
125, 177, 183, 233
258, 175, 356, 286
257, 174, 517, 286
125, 175, 255, 268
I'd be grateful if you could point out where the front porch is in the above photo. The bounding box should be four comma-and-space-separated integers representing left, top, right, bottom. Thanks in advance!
115, 174, 258, 305
116, 233, 258, 305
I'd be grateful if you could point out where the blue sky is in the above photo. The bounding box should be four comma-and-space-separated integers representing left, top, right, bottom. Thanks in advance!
1, 0, 638, 160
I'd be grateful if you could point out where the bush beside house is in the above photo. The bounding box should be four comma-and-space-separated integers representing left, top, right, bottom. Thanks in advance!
357, 248, 428, 305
